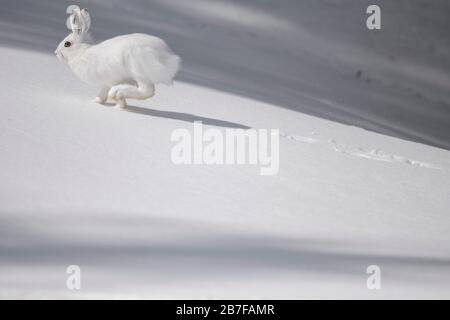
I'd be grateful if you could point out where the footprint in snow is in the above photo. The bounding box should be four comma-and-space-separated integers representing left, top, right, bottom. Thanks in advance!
280, 133, 441, 170
328, 140, 441, 169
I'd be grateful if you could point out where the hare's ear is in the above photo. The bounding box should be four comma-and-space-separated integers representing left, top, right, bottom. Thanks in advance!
66, 5, 82, 34
66, 14, 81, 34
80, 9, 91, 33
66, 4, 80, 15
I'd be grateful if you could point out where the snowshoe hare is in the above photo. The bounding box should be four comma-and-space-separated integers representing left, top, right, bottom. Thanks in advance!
55, 5, 180, 108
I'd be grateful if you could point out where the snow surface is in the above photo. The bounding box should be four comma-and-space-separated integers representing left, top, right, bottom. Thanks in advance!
1, 0, 450, 299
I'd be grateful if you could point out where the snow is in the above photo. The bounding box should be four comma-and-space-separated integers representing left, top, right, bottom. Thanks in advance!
1, 0, 450, 299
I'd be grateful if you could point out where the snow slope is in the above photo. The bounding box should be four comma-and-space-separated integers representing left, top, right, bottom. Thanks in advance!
1, 0, 450, 149
1, 1, 450, 299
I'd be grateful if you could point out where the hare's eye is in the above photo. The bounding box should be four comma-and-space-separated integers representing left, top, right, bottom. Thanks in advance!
64, 41, 71, 48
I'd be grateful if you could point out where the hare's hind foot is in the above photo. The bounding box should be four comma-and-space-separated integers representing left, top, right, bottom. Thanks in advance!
108, 82, 155, 102
115, 99, 127, 108
108, 97, 127, 108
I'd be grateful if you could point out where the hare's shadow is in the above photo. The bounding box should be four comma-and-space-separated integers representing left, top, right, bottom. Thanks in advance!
105, 103, 251, 129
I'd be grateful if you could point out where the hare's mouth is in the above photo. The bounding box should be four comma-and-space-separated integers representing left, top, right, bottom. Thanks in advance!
55, 51, 65, 62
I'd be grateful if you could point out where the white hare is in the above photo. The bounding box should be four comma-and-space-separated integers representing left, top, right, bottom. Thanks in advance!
55, 5, 180, 108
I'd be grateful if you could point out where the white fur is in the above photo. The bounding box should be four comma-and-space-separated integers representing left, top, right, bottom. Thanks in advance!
55, 6, 180, 107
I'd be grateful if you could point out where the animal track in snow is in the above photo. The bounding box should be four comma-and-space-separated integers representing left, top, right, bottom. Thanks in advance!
280, 132, 318, 144
280, 131, 441, 170
328, 139, 441, 169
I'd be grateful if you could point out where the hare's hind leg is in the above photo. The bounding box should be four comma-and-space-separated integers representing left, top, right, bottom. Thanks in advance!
108, 81, 155, 107
95, 87, 110, 104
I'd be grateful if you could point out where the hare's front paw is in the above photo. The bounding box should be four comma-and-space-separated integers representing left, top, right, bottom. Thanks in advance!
95, 96, 106, 104
95, 87, 110, 105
